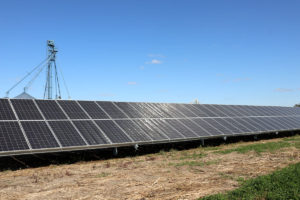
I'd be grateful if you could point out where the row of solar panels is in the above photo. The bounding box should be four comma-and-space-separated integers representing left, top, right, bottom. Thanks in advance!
0, 98, 300, 156
1, 99, 300, 121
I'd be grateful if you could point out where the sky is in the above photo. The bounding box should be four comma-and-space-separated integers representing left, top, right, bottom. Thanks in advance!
0, 0, 300, 106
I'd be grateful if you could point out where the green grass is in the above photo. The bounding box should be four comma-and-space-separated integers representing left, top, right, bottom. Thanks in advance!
179, 152, 207, 160
215, 141, 292, 155
199, 162, 300, 200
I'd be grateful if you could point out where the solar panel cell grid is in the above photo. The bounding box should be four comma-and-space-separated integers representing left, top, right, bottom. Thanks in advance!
194, 118, 225, 136
193, 104, 218, 117
128, 103, 156, 118
170, 104, 198, 117
179, 119, 210, 137
151, 119, 185, 139
95, 120, 132, 143
73, 120, 109, 145
35, 100, 67, 120
96, 102, 128, 119
133, 119, 169, 141
21, 121, 60, 149
165, 119, 198, 138
250, 117, 276, 131
115, 120, 151, 142
212, 118, 241, 134
11, 99, 43, 120
77, 101, 109, 119
114, 102, 144, 118
57, 101, 89, 119
0, 122, 29, 151
48, 121, 87, 147
0, 99, 16, 120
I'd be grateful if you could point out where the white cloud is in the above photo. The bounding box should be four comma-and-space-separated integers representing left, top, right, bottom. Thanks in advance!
274, 88, 293, 93
127, 81, 137, 85
146, 59, 162, 64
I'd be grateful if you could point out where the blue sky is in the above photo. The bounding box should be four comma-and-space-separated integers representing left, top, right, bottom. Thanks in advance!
0, 0, 299, 106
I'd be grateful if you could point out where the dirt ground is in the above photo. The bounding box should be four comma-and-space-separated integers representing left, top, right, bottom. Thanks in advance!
0, 137, 299, 200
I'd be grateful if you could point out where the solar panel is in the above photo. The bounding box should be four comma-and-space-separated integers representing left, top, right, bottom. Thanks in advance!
115, 120, 152, 141
35, 100, 67, 120
212, 118, 241, 134
95, 120, 132, 143
224, 118, 253, 133
48, 121, 87, 147
72, 120, 109, 145
11, 99, 43, 120
193, 118, 224, 136
114, 102, 144, 118
127, 103, 156, 118
178, 119, 211, 137
151, 119, 185, 139
57, 100, 89, 119
0, 122, 29, 151
164, 119, 198, 138
170, 104, 198, 117
1, 98, 300, 157
0, 99, 16, 120
133, 119, 169, 141
77, 101, 109, 119
21, 121, 60, 149
96, 101, 128, 119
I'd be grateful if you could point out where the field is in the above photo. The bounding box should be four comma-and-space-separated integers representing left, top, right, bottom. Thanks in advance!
0, 134, 299, 200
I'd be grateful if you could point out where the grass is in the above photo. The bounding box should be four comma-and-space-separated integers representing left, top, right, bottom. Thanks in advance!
96, 172, 110, 178
214, 135, 300, 155
215, 141, 292, 155
199, 162, 300, 200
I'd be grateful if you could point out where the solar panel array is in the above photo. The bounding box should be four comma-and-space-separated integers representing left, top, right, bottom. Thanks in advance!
1, 98, 300, 156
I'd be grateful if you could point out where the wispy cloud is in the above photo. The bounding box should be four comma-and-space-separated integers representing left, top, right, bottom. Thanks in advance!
127, 81, 137, 85
148, 54, 165, 58
274, 88, 293, 93
146, 59, 162, 64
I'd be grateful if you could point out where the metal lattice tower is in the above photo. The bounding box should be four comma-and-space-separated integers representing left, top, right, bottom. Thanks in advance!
44, 40, 60, 99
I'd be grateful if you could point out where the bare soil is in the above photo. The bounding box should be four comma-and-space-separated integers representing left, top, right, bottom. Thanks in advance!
0, 137, 299, 200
